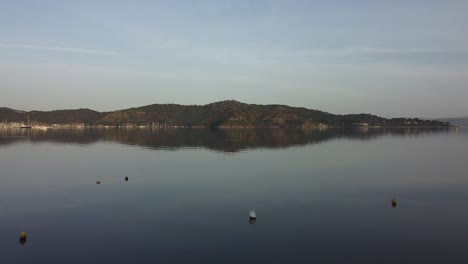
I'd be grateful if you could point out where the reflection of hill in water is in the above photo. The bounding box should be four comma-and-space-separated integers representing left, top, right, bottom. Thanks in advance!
0, 127, 453, 152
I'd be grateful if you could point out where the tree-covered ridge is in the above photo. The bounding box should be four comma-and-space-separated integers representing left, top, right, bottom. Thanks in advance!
0, 101, 451, 127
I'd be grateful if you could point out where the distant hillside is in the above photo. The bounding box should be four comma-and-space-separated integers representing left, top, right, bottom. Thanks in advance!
0, 107, 26, 121
0, 101, 451, 128
28, 109, 106, 125
96, 101, 450, 127
436, 117, 468, 126
0, 108, 105, 125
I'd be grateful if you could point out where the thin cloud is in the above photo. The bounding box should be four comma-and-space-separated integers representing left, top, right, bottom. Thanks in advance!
0, 43, 118, 55
284, 46, 468, 57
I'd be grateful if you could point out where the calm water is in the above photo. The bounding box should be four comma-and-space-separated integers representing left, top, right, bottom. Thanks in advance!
1, 127, 468, 263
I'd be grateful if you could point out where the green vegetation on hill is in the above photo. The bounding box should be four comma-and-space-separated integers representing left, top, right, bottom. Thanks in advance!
0, 101, 451, 127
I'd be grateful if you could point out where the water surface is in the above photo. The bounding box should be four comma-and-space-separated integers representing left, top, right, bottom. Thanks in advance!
1, 127, 467, 263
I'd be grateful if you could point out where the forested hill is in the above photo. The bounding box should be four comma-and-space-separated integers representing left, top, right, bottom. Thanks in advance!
0, 101, 451, 128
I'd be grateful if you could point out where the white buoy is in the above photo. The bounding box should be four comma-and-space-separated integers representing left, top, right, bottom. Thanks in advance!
249, 210, 256, 219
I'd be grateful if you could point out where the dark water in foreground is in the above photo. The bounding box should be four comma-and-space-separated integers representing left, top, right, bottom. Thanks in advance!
1, 127, 468, 263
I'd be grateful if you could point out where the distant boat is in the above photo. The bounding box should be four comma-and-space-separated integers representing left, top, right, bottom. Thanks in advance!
21, 116, 32, 129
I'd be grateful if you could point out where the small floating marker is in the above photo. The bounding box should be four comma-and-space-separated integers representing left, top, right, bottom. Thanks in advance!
249, 210, 256, 219
96, 180, 101, 184
125, 176, 128, 182
19, 231, 27, 245
391, 198, 397, 208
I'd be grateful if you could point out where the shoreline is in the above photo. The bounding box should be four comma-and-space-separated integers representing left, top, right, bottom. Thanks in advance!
0, 125, 458, 130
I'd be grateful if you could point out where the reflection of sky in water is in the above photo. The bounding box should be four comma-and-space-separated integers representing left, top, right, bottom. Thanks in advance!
1, 128, 468, 263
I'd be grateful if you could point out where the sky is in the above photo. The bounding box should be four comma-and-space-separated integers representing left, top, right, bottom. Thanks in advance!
1, 0, 467, 118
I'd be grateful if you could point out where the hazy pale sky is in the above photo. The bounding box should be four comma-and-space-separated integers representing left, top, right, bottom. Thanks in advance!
1, 0, 467, 118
